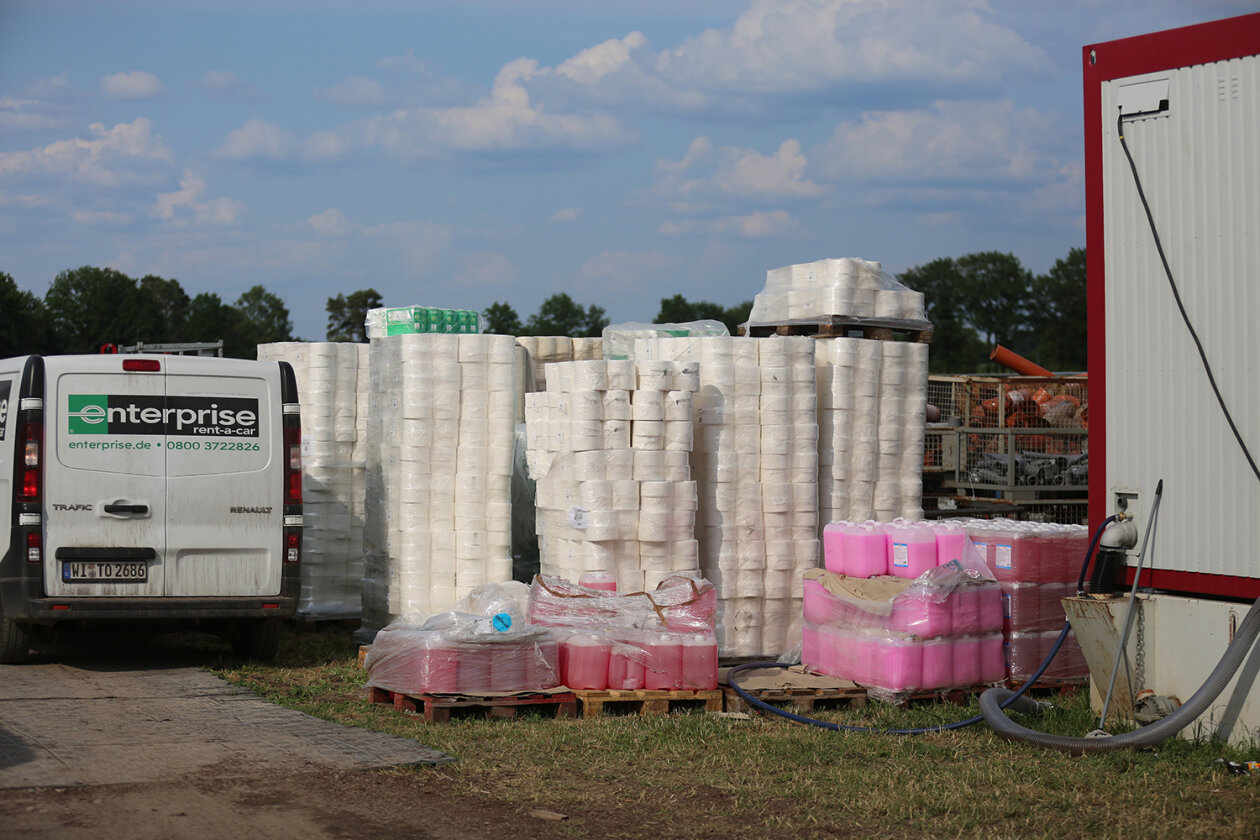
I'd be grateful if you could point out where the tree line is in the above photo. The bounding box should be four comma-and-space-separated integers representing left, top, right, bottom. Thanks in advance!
1, 267, 294, 359
1, 247, 1084, 372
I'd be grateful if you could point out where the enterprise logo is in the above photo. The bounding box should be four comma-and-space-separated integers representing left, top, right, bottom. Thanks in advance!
68, 394, 260, 437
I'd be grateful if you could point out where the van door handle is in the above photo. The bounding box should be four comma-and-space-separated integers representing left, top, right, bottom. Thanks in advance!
103, 503, 149, 515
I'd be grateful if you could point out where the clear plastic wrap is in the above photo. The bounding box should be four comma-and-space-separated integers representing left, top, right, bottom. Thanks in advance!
527, 573, 720, 690
364, 581, 560, 695
1005, 629, 1087, 682
801, 619, 1005, 694
801, 568, 1003, 640
600, 321, 730, 361
365, 305, 481, 338
745, 258, 930, 327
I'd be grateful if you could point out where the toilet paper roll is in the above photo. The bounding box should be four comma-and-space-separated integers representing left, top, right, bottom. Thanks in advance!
765, 542, 795, 570
570, 392, 604, 421
734, 425, 760, 454
569, 420, 603, 451
664, 421, 693, 452
663, 391, 693, 421
612, 479, 640, 510
663, 451, 690, 482
605, 449, 635, 480
571, 360, 608, 391
631, 391, 664, 421
631, 431, 663, 451
672, 362, 701, 392
582, 541, 616, 571
617, 568, 647, 594
634, 450, 666, 480
602, 420, 631, 450
736, 540, 766, 569
603, 389, 631, 420
636, 360, 673, 391
735, 569, 766, 599
571, 450, 607, 481
605, 360, 636, 391
581, 480, 612, 509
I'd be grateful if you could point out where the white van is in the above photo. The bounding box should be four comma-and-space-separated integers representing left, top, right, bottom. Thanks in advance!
0, 354, 303, 662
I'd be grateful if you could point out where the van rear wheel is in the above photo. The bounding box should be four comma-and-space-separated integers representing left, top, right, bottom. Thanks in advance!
0, 604, 32, 664
231, 618, 281, 662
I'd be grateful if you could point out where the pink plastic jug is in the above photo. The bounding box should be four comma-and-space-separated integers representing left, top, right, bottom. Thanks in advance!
886, 522, 937, 579
562, 634, 610, 690
680, 635, 719, 690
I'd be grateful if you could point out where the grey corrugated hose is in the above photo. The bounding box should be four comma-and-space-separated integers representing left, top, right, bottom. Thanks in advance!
979, 596, 1260, 754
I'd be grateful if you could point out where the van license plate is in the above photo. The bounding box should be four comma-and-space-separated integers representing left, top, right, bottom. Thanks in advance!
62, 562, 148, 583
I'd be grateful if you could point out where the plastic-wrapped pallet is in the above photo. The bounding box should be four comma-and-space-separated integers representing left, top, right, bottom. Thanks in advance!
357, 333, 516, 642
524, 358, 701, 593
746, 258, 927, 326
613, 333, 820, 660
800, 567, 1006, 700
815, 337, 927, 525
956, 518, 1090, 683
257, 341, 369, 620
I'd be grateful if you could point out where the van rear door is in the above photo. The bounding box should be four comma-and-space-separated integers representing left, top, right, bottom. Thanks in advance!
44, 356, 167, 598
164, 357, 280, 597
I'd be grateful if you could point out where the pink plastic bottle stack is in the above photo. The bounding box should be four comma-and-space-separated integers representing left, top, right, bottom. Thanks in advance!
680, 635, 719, 690
842, 521, 889, 577
644, 633, 684, 690
885, 522, 936, 579
562, 634, 611, 690
960, 518, 1091, 684
932, 523, 968, 567
822, 522, 847, 574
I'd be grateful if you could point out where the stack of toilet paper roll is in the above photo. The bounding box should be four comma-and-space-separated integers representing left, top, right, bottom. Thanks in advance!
524, 358, 701, 594
514, 336, 602, 391
257, 341, 369, 620
815, 337, 928, 525
628, 335, 821, 659
359, 333, 516, 640
747, 258, 927, 325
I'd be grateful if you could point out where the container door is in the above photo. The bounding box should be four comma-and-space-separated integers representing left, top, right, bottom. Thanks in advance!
163, 357, 280, 597
44, 357, 167, 598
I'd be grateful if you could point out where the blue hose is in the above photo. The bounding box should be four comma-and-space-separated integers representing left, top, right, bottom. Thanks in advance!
727, 516, 1118, 734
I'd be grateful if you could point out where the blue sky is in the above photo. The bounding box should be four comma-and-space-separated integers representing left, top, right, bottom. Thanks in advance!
1, 0, 1252, 340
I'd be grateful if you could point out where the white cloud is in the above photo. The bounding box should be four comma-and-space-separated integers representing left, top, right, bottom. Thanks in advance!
316, 76, 391, 108
653, 0, 1049, 96
0, 119, 173, 185
307, 208, 354, 237
816, 99, 1057, 184
658, 209, 796, 238
357, 58, 636, 158
101, 71, 163, 100
214, 119, 297, 161
153, 170, 243, 226
550, 207, 582, 223
199, 70, 262, 101
0, 97, 66, 131
712, 139, 825, 199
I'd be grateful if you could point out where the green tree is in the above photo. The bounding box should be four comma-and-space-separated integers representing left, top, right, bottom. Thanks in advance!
234, 285, 294, 357
1030, 247, 1086, 371
899, 259, 987, 372
653, 294, 752, 334
184, 293, 250, 357
524, 293, 607, 337
138, 274, 190, 342
723, 299, 754, 333
326, 288, 382, 342
482, 301, 523, 335
0, 272, 53, 356
44, 266, 164, 353
956, 251, 1033, 354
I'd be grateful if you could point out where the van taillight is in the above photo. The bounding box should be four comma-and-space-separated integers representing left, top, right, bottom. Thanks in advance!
18, 421, 42, 503
285, 530, 300, 564
26, 532, 41, 564
283, 424, 302, 504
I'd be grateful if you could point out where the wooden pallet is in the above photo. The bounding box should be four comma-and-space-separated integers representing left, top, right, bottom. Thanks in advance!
572, 688, 724, 718
1005, 676, 1086, 697
368, 687, 578, 723
740, 318, 933, 343
723, 685, 868, 714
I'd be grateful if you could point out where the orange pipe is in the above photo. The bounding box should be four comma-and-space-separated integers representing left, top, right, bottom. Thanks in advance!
989, 345, 1055, 377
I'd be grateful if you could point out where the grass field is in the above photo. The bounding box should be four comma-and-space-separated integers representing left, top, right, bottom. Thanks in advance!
215, 623, 1260, 840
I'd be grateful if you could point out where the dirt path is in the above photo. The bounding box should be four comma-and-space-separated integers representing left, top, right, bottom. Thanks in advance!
0, 769, 578, 840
